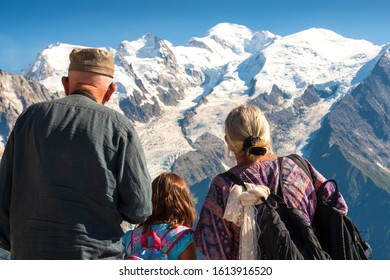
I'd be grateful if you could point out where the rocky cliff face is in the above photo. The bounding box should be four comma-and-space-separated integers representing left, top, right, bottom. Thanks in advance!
0, 71, 60, 153
305, 50, 390, 259
172, 132, 235, 186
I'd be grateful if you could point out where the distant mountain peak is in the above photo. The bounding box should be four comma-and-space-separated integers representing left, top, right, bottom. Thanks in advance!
1, 22, 390, 259
203, 22, 279, 55
207, 22, 254, 37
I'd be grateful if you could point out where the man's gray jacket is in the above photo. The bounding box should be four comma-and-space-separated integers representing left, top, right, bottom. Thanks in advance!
0, 91, 152, 259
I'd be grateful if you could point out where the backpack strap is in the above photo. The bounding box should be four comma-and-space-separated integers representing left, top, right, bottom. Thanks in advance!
127, 226, 143, 254
130, 230, 134, 253
277, 157, 284, 198
223, 171, 247, 190
316, 179, 339, 207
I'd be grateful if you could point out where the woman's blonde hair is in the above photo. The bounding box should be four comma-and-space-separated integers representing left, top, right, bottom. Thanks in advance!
225, 105, 272, 163
142, 172, 197, 228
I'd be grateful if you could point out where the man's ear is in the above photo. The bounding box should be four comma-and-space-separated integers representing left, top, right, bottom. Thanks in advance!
61, 76, 70, 95
102, 83, 117, 104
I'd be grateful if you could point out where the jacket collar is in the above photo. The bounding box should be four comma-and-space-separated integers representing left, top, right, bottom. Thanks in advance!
70, 90, 98, 103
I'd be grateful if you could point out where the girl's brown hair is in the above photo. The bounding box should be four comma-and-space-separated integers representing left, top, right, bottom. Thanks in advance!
142, 172, 197, 228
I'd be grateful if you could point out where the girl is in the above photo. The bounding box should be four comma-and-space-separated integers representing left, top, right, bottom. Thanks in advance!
123, 172, 197, 260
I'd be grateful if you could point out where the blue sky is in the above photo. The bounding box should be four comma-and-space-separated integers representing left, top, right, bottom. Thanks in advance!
1, 0, 389, 73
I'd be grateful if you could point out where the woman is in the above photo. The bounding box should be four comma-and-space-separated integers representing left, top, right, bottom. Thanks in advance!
123, 172, 197, 260
194, 105, 348, 260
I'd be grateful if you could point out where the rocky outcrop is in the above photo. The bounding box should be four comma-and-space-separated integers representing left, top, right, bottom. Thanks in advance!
305, 51, 390, 259
172, 132, 234, 186
0, 71, 60, 154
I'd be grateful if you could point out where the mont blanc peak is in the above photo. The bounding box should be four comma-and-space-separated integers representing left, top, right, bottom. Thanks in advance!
253, 27, 382, 96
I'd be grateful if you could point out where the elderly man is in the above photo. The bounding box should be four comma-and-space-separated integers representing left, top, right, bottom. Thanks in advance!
0, 48, 152, 259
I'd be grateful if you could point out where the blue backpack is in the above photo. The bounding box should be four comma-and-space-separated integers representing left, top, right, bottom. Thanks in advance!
123, 225, 193, 260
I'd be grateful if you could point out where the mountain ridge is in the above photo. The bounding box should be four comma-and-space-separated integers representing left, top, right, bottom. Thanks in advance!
3, 22, 388, 187
1, 23, 389, 258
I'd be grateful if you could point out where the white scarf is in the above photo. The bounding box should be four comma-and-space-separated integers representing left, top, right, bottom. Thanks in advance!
223, 182, 270, 260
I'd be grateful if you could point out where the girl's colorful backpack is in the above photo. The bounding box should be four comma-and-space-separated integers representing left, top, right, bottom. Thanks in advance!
123, 225, 193, 260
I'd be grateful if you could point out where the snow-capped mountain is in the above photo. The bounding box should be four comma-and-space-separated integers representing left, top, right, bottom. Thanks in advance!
22, 23, 383, 177
1, 22, 390, 258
